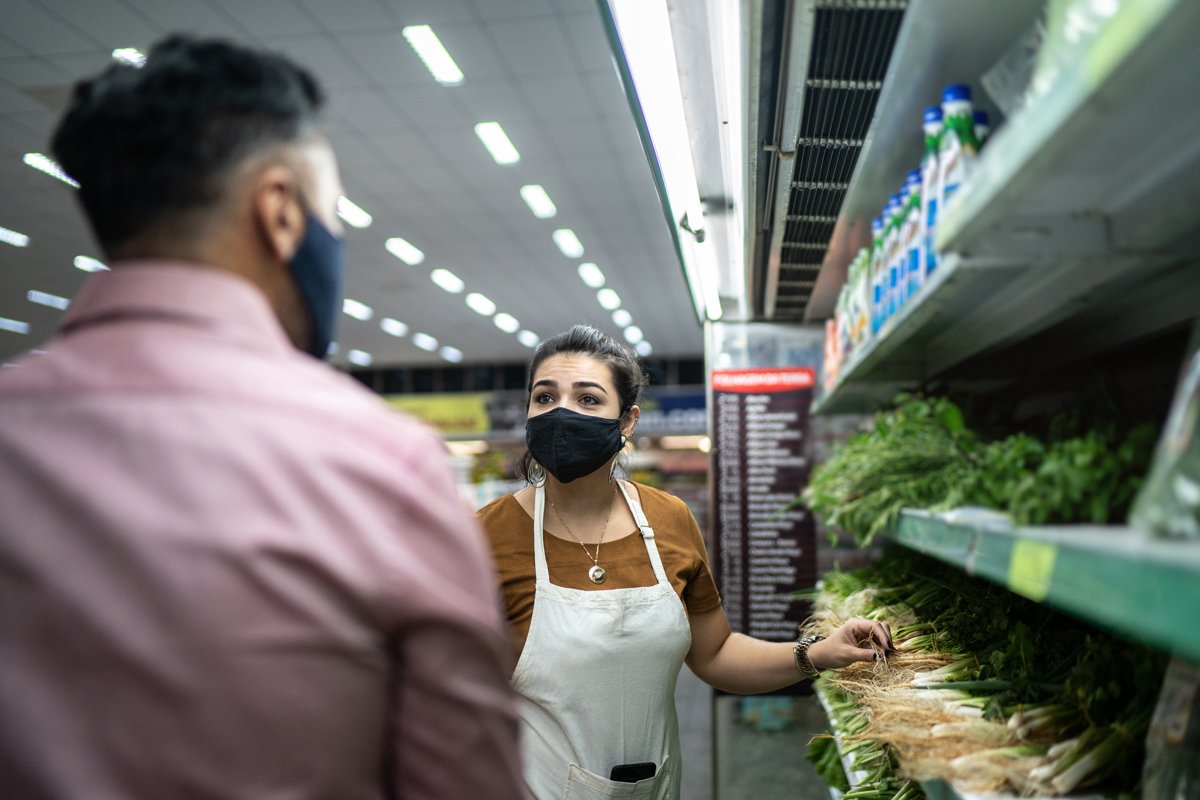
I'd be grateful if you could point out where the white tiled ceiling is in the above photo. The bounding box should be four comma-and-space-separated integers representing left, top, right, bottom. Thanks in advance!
0, 0, 702, 368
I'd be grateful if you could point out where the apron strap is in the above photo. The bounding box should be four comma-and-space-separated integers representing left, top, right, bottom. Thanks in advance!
616, 480, 671, 586
532, 483, 551, 584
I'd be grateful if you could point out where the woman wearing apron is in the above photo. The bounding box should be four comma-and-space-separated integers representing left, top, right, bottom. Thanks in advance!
479, 325, 891, 800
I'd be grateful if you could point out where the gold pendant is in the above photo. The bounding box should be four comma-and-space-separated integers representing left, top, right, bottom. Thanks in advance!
588, 565, 607, 585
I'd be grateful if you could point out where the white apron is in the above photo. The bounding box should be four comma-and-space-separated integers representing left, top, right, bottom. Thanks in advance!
513, 480, 693, 800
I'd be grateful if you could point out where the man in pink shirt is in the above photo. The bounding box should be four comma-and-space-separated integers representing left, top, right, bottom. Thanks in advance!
0, 36, 522, 800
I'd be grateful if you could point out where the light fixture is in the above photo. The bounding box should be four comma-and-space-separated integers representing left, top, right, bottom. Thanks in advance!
440, 346, 464, 363
517, 330, 540, 348
27, 290, 69, 310
465, 292, 496, 316
347, 349, 373, 367
607, 0, 725, 321
412, 332, 438, 351
446, 439, 488, 456
623, 325, 644, 344
74, 255, 109, 272
552, 228, 584, 258
0, 225, 30, 247
385, 236, 425, 265
0, 316, 30, 334
430, 268, 465, 294
612, 309, 632, 327
336, 196, 373, 229
519, 184, 557, 218
402, 25, 464, 86
597, 288, 621, 310
635, 341, 653, 357
474, 122, 520, 165
381, 317, 409, 337
111, 47, 146, 67
342, 298, 373, 321
493, 313, 519, 333
577, 262, 605, 288
22, 153, 79, 188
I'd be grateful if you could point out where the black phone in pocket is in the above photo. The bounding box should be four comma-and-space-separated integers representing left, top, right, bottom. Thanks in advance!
610, 762, 657, 783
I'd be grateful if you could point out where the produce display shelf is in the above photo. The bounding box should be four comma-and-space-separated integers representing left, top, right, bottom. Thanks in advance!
886, 509, 1200, 663
814, 686, 872, 790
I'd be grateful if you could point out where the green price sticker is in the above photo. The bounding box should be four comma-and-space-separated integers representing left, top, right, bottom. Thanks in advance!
1008, 540, 1058, 602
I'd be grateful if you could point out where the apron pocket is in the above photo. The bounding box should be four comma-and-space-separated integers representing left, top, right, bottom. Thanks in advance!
563, 758, 671, 800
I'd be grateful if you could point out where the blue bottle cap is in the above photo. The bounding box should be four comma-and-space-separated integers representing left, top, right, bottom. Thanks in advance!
923, 106, 943, 124
942, 84, 972, 103
872, 215, 884, 233
973, 109, 990, 124
906, 168, 921, 185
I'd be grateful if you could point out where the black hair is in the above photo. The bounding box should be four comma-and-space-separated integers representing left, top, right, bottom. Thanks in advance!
517, 324, 650, 482
51, 35, 325, 251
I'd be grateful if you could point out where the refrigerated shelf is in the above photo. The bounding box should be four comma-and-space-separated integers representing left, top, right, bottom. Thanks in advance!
813, 0, 1200, 415
884, 509, 1200, 664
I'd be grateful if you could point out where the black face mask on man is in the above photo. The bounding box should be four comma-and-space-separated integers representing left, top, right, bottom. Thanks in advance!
526, 407, 625, 483
286, 211, 344, 358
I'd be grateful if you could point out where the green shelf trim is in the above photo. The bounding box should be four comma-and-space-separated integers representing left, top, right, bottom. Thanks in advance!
888, 510, 1200, 663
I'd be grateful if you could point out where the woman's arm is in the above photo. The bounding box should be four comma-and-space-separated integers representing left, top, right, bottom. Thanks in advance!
685, 606, 892, 694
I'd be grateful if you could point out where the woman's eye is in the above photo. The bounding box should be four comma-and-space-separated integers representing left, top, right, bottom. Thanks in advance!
579, 395, 599, 405
535, 393, 554, 404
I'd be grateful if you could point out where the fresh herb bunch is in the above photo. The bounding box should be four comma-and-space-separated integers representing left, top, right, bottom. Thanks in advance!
803, 395, 1157, 544
806, 733, 851, 792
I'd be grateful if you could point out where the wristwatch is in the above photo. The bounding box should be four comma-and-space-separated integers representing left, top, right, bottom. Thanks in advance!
793, 634, 825, 679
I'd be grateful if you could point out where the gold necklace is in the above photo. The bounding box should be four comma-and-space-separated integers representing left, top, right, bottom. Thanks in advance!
548, 487, 617, 585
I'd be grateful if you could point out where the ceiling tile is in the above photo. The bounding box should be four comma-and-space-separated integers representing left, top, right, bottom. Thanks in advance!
0, 57, 71, 90
117, 0, 245, 40
5, 0, 97, 54
561, 11, 614, 72
50, 0, 163, 50
297, 0, 395, 34
339, 31, 428, 87
488, 16, 576, 77
0, 35, 31, 59
517, 73, 596, 121
469, 0, 555, 19
258, 34, 372, 89
452, 79, 531, 125
363, 127, 437, 166
383, 0, 477, 26
329, 87, 408, 129
432, 23, 509, 83
386, 84, 468, 128
209, 0, 321, 38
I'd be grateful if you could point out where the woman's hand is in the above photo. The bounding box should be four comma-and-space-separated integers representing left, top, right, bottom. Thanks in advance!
808, 617, 893, 671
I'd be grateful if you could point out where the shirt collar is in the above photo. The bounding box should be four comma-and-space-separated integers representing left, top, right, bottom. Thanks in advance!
60, 261, 297, 357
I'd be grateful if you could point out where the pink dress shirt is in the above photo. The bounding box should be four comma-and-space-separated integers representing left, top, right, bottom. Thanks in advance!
0, 263, 522, 800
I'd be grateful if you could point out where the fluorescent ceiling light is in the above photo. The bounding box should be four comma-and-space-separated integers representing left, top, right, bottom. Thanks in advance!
23, 153, 78, 188
111, 47, 146, 67
465, 292, 496, 316
494, 313, 519, 333
0, 226, 30, 247
402, 25, 464, 86
27, 290, 69, 310
552, 228, 584, 258
623, 325, 644, 344
612, 309, 632, 327
430, 268, 465, 294
474, 122, 520, 165
609, 0, 727, 321
517, 330, 540, 348
412, 332, 438, 351
440, 346, 464, 363
519, 184, 557, 218
577, 262, 605, 288
0, 316, 30, 334
385, 236, 425, 265
74, 255, 109, 272
347, 349, 373, 367
342, 298, 373, 321
336, 196, 372, 229
635, 340, 653, 357
381, 317, 409, 337
597, 288, 621, 311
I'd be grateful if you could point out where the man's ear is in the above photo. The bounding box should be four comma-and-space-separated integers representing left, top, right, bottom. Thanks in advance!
252, 165, 306, 263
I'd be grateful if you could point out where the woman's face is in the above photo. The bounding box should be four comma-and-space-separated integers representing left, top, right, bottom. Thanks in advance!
528, 354, 621, 420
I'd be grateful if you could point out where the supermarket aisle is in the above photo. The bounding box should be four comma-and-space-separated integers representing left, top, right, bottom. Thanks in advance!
676, 666, 713, 800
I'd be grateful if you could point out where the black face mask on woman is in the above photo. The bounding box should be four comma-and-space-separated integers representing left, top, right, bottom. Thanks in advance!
526, 407, 625, 483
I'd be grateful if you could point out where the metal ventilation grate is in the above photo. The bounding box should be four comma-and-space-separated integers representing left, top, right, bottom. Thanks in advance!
775, 0, 906, 318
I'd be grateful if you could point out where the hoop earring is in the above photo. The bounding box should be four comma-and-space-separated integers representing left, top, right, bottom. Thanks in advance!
528, 460, 547, 487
